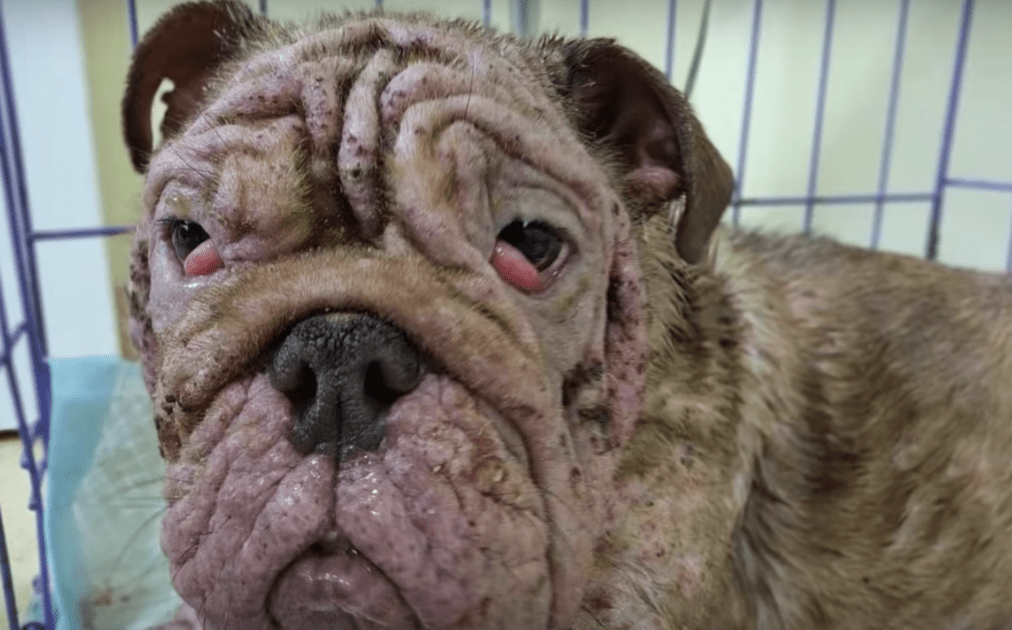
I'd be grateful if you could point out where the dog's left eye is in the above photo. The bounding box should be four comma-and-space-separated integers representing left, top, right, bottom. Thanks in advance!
160, 218, 223, 276
491, 220, 567, 293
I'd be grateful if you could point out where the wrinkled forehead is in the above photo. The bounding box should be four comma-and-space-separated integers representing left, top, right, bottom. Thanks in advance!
143, 17, 617, 230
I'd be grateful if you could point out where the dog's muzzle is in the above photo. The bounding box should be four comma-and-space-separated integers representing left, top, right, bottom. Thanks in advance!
268, 312, 426, 460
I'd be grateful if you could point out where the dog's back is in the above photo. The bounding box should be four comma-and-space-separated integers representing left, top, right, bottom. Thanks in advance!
716, 230, 1012, 628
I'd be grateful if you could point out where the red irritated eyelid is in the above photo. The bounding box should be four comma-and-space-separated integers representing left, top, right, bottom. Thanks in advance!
183, 239, 224, 276
491, 241, 544, 293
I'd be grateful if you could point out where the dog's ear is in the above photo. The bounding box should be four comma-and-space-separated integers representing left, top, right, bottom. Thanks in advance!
122, 0, 262, 172
549, 39, 734, 264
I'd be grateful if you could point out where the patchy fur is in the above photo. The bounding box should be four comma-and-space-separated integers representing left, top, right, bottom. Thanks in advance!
123, 2, 1012, 629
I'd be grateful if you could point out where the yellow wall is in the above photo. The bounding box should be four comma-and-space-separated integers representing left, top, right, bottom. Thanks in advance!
77, 0, 141, 357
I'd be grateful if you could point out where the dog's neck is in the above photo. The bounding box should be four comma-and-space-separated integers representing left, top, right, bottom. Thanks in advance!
576, 218, 752, 627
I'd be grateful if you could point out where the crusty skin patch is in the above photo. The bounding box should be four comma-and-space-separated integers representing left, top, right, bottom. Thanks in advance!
125, 3, 1012, 630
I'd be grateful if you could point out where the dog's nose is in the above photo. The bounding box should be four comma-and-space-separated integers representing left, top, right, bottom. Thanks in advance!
269, 313, 425, 459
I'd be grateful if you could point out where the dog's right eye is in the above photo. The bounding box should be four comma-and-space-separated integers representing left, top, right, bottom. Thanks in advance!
159, 218, 223, 276
491, 219, 568, 293
170, 220, 209, 259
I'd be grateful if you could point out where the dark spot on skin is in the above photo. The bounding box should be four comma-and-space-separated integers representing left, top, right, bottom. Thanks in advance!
680, 442, 695, 469
156, 413, 182, 461
562, 361, 605, 407
606, 277, 621, 324
577, 403, 610, 429
571, 467, 582, 482
164, 394, 177, 403
584, 591, 612, 613
862, 577, 870, 585
162, 404, 174, 416
719, 336, 738, 351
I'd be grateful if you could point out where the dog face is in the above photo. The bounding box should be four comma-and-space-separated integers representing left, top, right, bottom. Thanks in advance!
123, 2, 732, 628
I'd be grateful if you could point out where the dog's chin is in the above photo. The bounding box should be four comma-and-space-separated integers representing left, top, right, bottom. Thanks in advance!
161, 372, 563, 630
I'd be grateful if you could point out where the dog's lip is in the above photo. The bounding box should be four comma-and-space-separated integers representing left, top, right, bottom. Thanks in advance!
258, 374, 547, 627
269, 532, 418, 627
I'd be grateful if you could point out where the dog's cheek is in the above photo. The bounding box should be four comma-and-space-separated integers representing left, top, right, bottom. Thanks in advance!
148, 239, 198, 334
128, 230, 160, 395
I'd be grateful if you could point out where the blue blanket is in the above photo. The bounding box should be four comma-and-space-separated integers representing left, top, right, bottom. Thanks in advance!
45, 357, 180, 630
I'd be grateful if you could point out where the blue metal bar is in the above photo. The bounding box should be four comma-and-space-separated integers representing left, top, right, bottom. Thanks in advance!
926, 0, 974, 260
127, 0, 139, 49
5, 353, 50, 630
0, 261, 21, 630
945, 177, 1012, 193
375, 0, 383, 9
260, 0, 267, 16
1, 505, 19, 630
738, 191, 933, 206
0, 324, 27, 368
802, 0, 836, 233
0, 7, 54, 629
664, 0, 676, 81
32, 226, 133, 241
483, 0, 492, 27
871, 0, 910, 250
0, 6, 46, 358
731, 0, 763, 227
580, 0, 589, 37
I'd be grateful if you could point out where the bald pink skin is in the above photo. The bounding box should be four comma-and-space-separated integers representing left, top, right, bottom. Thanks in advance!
492, 242, 547, 292
182, 240, 222, 276
138, 17, 649, 630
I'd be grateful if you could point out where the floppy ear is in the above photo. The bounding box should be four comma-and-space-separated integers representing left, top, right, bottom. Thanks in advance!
551, 39, 734, 264
122, 0, 262, 172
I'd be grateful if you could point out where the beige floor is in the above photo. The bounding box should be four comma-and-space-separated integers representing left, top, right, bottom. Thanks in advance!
0, 434, 40, 629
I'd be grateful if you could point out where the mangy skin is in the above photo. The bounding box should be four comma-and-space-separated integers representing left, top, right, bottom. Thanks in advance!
132, 11, 648, 629
125, 4, 1012, 630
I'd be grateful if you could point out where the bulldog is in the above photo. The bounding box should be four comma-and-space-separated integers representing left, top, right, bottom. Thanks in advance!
121, 2, 1012, 629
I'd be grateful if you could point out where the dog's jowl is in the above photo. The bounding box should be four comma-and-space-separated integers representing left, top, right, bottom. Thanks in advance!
122, 2, 1012, 629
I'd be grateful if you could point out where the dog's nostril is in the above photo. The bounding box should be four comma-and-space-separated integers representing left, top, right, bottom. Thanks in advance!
364, 361, 399, 406
268, 313, 426, 460
283, 362, 318, 414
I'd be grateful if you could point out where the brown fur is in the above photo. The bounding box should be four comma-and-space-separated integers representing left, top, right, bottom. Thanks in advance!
124, 2, 1012, 629
604, 219, 1012, 629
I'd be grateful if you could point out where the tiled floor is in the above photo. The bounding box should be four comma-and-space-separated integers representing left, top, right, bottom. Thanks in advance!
0, 434, 39, 629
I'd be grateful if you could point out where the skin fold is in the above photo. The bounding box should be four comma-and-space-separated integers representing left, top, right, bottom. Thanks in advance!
123, 3, 1012, 629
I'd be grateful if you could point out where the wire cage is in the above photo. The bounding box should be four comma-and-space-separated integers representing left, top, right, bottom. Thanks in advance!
1, 0, 1009, 628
